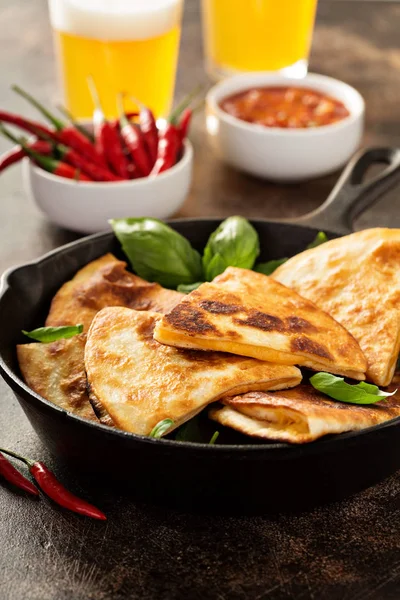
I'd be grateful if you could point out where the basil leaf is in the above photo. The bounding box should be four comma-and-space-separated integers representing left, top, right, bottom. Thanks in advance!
209, 431, 220, 445
310, 372, 396, 405
111, 218, 203, 289
255, 257, 288, 276
22, 324, 83, 343
202, 216, 260, 281
149, 418, 174, 438
306, 231, 328, 249
177, 282, 204, 294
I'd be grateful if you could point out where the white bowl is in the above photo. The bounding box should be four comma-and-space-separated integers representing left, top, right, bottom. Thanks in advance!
206, 73, 365, 182
22, 138, 193, 234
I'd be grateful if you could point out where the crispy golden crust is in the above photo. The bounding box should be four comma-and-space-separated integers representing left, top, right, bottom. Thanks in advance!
45, 253, 183, 331
209, 384, 400, 444
154, 267, 367, 379
84, 307, 302, 435
17, 334, 98, 422
273, 228, 400, 386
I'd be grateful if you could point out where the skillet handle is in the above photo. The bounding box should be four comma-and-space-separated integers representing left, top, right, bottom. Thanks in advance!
292, 147, 400, 234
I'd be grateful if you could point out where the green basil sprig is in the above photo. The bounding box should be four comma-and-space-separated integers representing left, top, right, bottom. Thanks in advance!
310, 372, 396, 405
307, 231, 328, 249
209, 431, 220, 445
254, 231, 328, 276
255, 257, 289, 277
202, 216, 260, 281
149, 418, 174, 439
177, 282, 204, 294
22, 324, 83, 343
111, 218, 203, 289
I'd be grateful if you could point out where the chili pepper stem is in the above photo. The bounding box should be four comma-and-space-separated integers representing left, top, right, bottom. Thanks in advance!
168, 84, 203, 125
57, 105, 94, 142
117, 94, 129, 128
12, 85, 65, 131
0, 447, 34, 467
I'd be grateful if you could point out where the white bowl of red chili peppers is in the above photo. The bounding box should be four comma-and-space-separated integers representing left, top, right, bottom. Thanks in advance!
0, 84, 194, 234
206, 72, 364, 182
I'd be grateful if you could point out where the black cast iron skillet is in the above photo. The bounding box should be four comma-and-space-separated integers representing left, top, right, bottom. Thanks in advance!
1, 147, 400, 513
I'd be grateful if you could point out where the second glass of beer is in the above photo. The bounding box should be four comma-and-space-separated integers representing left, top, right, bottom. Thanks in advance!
201, 0, 318, 80
48, 0, 184, 118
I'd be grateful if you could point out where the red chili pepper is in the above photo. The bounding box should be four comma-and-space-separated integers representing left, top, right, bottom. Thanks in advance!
12, 85, 106, 168
0, 110, 58, 141
0, 124, 91, 181
118, 94, 152, 177
57, 144, 123, 182
0, 452, 39, 496
0, 448, 106, 520
30, 462, 106, 520
150, 123, 180, 175
0, 140, 52, 172
177, 108, 192, 145
131, 97, 158, 167
88, 77, 130, 179
57, 105, 94, 142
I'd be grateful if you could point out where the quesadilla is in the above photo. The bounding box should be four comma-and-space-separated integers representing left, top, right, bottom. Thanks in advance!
17, 335, 99, 422
273, 228, 400, 386
85, 307, 302, 436
209, 384, 400, 444
154, 267, 367, 380
46, 253, 183, 331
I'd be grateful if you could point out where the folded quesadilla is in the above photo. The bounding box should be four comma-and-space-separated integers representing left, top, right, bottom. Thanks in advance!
46, 253, 183, 331
154, 267, 367, 380
17, 334, 99, 422
209, 384, 400, 444
85, 307, 302, 435
273, 228, 400, 386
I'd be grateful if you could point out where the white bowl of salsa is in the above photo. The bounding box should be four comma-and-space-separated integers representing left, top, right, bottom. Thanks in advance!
205, 72, 365, 182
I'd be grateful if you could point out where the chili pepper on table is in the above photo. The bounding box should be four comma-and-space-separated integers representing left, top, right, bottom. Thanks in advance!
131, 97, 158, 167
0, 448, 106, 520
0, 452, 39, 496
88, 77, 130, 179
0, 140, 52, 173
0, 110, 58, 141
12, 85, 106, 168
118, 94, 152, 177
0, 125, 91, 181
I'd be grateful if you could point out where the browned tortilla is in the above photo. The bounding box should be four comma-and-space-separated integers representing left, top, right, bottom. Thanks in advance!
273, 228, 400, 386
17, 334, 99, 422
45, 253, 183, 331
154, 267, 367, 380
85, 307, 302, 435
209, 383, 400, 443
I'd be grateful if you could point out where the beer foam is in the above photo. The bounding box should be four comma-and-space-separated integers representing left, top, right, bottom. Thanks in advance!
49, 0, 183, 41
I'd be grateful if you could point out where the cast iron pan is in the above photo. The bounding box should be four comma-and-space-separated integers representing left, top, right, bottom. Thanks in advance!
1, 147, 400, 513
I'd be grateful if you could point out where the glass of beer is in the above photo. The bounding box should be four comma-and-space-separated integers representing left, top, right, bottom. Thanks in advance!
201, 0, 318, 80
48, 0, 184, 118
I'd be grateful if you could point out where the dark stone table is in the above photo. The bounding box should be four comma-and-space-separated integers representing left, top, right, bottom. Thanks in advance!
1, 1, 400, 599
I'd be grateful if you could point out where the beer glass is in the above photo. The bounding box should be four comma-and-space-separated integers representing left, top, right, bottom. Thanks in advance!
201, 0, 318, 80
48, 0, 184, 118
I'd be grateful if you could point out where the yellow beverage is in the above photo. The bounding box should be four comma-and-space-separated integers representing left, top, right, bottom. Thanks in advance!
49, 0, 184, 118
201, 0, 318, 78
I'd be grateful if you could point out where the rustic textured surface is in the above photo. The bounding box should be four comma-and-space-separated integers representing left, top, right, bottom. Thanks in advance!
1, 1, 400, 599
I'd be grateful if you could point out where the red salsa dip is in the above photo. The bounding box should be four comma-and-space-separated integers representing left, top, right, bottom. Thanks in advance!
219, 86, 350, 129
